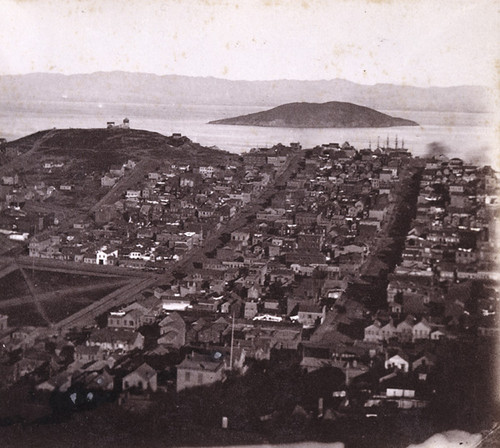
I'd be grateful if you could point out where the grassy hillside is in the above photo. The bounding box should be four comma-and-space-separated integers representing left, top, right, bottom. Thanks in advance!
2, 128, 237, 172
209, 101, 419, 128
0, 127, 239, 218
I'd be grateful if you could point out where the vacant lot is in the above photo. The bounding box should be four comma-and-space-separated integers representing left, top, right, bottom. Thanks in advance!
28, 270, 122, 292
5, 302, 46, 327
0, 271, 29, 301
0, 268, 124, 301
4, 286, 119, 327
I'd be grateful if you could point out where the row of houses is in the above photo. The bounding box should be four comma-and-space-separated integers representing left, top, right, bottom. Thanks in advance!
364, 317, 444, 343
383, 156, 499, 334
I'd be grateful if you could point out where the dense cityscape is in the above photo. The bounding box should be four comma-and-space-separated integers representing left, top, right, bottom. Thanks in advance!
0, 123, 497, 446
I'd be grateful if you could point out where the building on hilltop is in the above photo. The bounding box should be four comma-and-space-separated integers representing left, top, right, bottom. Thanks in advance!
106, 118, 129, 129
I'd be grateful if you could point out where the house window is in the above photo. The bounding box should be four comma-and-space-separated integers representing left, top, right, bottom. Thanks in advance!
185, 372, 191, 382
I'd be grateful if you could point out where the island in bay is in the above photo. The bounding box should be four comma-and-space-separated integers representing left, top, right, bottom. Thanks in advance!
208, 101, 420, 128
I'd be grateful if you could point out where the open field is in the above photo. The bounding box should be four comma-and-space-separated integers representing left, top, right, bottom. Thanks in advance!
0, 268, 125, 302
4, 286, 120, 327
42, 287, 119, 324
0, 271, 27, 301
0, 262, 134, 327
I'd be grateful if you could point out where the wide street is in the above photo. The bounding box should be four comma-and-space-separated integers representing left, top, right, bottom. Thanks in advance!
0, 149, 305, 334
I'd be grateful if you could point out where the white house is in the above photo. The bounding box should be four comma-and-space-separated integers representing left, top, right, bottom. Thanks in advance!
297, 304, 325, 328
124, 160, 137, 170
364, 321, 382, 342
176, 353, 224, 392
412, 319, 432, 341
126, 190, 141, 199
385, 353, 410, 372
430, 329, 446, 340
36, 371, 72, 393
386, 387, 415, 398
380, 320, 398, 340
198, 166, 215, 178
396, 319, 414, 343
96, 246, 118, 265
122, 363, 157, 392
101, 175, 117, 187
161, 297, 191, 312
87, 328, 144, 352
244, 301, 259, 319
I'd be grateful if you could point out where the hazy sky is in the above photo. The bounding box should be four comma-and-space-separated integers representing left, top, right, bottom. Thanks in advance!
0, 0, 498, 87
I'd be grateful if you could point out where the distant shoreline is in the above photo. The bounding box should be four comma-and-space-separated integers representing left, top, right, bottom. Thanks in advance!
0, 104, 495, 168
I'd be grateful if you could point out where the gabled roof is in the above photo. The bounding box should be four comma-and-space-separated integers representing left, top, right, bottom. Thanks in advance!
380, 373, 417, 391
158, 330, 180, 343
396, 319, 414, 330
88, 328, 142, 344
177, 353, 224, 372
381, 320, 397, 331
159, 312, 185, 327
39, 371, 72, 390
126, 362, 156, 381
298, 303, 324, 314
75, 345, 102, 355
413, 318, 432, 330
79, 370, 114, 389
388, 351, 411, 363
413, 351, 437, 365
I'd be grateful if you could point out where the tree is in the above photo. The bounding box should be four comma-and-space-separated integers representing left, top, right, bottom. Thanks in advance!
302, 367, 345, 410
172, 270, 187, 281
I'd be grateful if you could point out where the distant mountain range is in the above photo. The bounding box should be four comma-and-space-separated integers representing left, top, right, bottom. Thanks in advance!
0, 72, 491, 113
209, 101, 419, 128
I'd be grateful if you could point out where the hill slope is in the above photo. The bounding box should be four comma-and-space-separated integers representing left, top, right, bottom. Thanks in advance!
0, 128, 239, 217
3, 128, 234, 171
208, 101, 419, 128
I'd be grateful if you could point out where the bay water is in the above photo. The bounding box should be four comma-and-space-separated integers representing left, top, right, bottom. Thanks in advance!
0, 101, 496, 167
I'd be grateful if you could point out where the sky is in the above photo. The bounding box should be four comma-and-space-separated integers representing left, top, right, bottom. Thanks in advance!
0, 0, 498, 87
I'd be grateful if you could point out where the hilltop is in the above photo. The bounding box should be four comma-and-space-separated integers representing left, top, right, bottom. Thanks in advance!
0, 127, 239, 216
209, 101, 419, 128
2, 127, 235, 172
